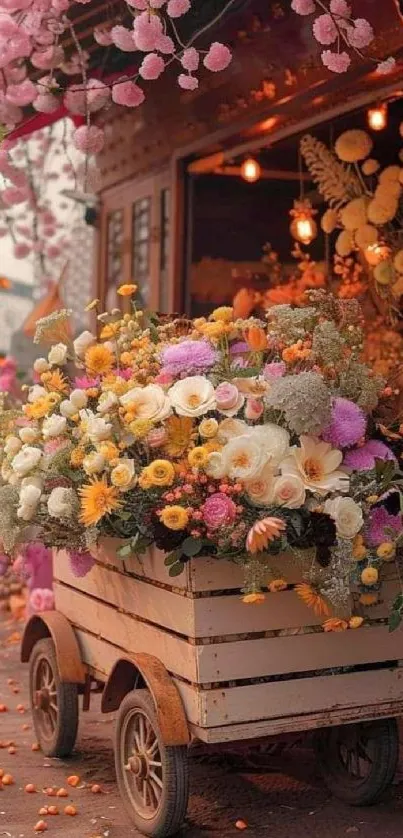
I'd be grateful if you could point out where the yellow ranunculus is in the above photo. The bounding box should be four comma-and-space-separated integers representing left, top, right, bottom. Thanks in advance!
160, 505, 189, 531
111, 459, 136, 491
138, 467, 153, 489
147, 459, 175, 487
210, 306, 234, 323
376, 542, 396, 561
188, 446, 209, 468
361, 566, 379, 586
200, 321, 226, 339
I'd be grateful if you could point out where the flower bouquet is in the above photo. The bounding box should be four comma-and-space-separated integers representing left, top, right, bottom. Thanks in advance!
0, 287, 402, 633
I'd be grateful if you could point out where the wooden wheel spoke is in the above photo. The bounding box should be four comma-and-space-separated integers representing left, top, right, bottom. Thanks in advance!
149, 770, 163, 790
147, 739, 159, 757
149, 759, 162, 769
148, 777, 161, 806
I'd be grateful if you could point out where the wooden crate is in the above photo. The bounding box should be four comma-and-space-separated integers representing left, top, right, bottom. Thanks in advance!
53, 539, 403, 743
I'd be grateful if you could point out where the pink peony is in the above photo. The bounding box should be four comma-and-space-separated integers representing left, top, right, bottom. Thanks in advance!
291, 0, 315, 14
181, 47, 199, 72
111, 25, 136, 51
346, 18, 374, 49
139, 53, 165, 80
69, 550, 95, 578
178, 74, 198, 90
202, 493, 237, 530
112, 79, 145, 107
313, 14, 338, 45
203, 42, 232, 73
167, 0, 190, 17
73, 125, 105, 153
330, 0, 351, 15
321, 50, 351, 72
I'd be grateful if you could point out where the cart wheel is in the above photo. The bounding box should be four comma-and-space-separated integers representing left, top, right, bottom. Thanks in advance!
115, 689, 189, 837
315, 718, 399, 806
29, 637, 79, 758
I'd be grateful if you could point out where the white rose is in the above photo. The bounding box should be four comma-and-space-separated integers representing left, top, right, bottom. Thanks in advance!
205, 452, 225, 479
70, 388, 88, 409
5, 436, 22, 457
28, 385, 47, 403
111, 459, 136, 491
120, 384, 171, 422
73, 330, 96, 359
19, 426, 38, 444
222, 435, 264, 480
97, 391, 118, 414
83, 451, 106, 475
250, 424, 290, 468
87, 416, 112, 443
48, 343, 68, 366
33, 357, 50, 374
244, 463, 276, 506
271, 474, 306, 509
324, 496, 364, 539
60, 399, 77, 418
47, 486, 77, 519
17, 484, 42, 521
168, 376, 216, 417
42, 415, 67, 439
11, 446, 42, 477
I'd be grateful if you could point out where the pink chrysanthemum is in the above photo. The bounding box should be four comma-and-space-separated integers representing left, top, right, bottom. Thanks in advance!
321, 50, 351, 72
74, 375, 100, 389
160, 340, 217, 376
69, 550, 95, 578
322, 398, 366, 449
367, 506, 401, 547
181, 48, 200, 72
344, 440, 396, 471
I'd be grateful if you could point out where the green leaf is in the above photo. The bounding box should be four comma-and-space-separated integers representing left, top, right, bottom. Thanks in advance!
149, 323, 160, 345
117, 543, 133, 558
229, 366, 260, 379
169, 561, 185, 577
182, 536, 203, 558
388, 610, 402, 633
164, 550, 181, 567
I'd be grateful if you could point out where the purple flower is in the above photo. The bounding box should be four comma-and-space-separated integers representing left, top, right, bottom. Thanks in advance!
322, 398, 366, 449
68, 550, 95, 578
367, 506, 401, 547
230, 341, 249, 355
263, 362, 286, 381
343, 440, 396, 471
160, 340, 217, 376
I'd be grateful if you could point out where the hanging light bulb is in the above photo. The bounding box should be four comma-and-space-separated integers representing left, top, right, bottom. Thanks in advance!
241, 157, 261, 183
289, 199, 318, 246
367, 103, 388, 132
364, 242, 390, 266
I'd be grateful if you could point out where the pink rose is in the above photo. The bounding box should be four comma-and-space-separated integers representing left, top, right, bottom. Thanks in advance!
202, 492, 237, 530
245, 398, 264, 421
215, 382, 244, 416
155, 370, 174, 387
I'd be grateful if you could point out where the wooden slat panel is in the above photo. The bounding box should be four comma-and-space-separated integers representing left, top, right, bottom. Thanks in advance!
198, 667, 403, 728
197, 624, 403, 683
84, 539, 190, 589
193, 589, 326, 636
53, 555, 194, 636
54, 584, 198, 682
189, 554, 306, 592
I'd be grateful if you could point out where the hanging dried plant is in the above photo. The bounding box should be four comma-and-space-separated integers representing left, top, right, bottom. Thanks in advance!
300, 134, 361, 208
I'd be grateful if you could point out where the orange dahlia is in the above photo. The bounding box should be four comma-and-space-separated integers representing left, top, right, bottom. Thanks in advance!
295, 582, 330, 617
246, 517, 286, 554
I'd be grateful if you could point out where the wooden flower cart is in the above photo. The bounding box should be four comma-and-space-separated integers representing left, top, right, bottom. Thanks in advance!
21, 541, 403, 837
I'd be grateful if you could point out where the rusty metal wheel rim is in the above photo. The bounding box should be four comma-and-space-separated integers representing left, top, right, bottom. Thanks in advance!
121, 708, 163, 820
32, 655, 58, 741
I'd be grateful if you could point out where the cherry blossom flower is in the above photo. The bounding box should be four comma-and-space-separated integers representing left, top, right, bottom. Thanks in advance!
139, 53, 165, 80
203, 42, 232, 72
346, 18, 374, 49
321, 49, 351, 72
330, 0, 351, 15
31, 45, 64, 70
178, 73, 198, 90
112, 78, 145, 107
167, 0, 190, 17
291, 0, 315, 14
14, 241, 31, 258
3, 186, 27, 205
377, 56, 396, 74
33, 91, 59, 112
93, 26, 113, 46
111, 25, 136, 51
181, 47, 199, 71
6, 78, 36, 105
73, 125, 105, 154
313, 14, 338, 45
133, 11, 163, 51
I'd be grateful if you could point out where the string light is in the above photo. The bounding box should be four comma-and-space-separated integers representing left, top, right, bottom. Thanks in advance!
364, 243, 389, 266
241, 157, 261, 183
367, 103, 388, 132
290, 199, 318, 246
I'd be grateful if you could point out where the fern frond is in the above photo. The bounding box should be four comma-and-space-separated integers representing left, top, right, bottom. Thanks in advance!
300, 134, 361, 209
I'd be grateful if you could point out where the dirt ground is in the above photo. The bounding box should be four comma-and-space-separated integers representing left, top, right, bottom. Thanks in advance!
2, 614, 403, 838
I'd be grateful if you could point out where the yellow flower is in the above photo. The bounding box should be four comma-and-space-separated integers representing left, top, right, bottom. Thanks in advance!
111, 459, 136, 491
117, 284, 138, 296
359, 592, 378, 606
199, 418, 218, 439
138, 467, 153, 489
120, 351, 134, 366
377, 542, 396, 561
295, 583, 330, 617
321, 208, 338, 234
85, 344, 114, 376
349, 616, 364, 630
336, 230, 354, 257
366, 495, 379, 505
79, 478, 121, 526
361, 566, 378, 586
188, 446, 209, 468
268, 579, 287, 593
41, 369, 69, 394
362, 158, 379, 176
340, 197, 369, 231
367, 198, 398, 225
323, 618, 348, 633
160, 505, 189, 530
164, 416, 195, 458
24, 395, 54, 419
148, 459, 175, 487
352, 534, 367, 561
200, 321, 226, 340
70, 447, 85, 467
354, 224, 378, 251
100, 322, 121, 340
210, 306, 234, 323
242, 592, 266, 604
130, 419, 153, 439
102, 374, 129, 396
98, 441, 120, 462
85, 298, 100, 311
335, 129, 373, 163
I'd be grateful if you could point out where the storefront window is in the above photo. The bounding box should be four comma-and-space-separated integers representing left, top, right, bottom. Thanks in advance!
159, 188, 171, 312
106, 209, 123, 308
132, 197, 151, 305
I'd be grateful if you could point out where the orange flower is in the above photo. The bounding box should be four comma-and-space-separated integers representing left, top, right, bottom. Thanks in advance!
245, 326, 267, 352
295, 582, 330, 617
268, 579, 288, 593
359, 592, 378, 606
242, 592, 266, 604
246, 517, 286, 554
323, 618, 348, 633
117, 284, 138, 297
41, 369, 69, 394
